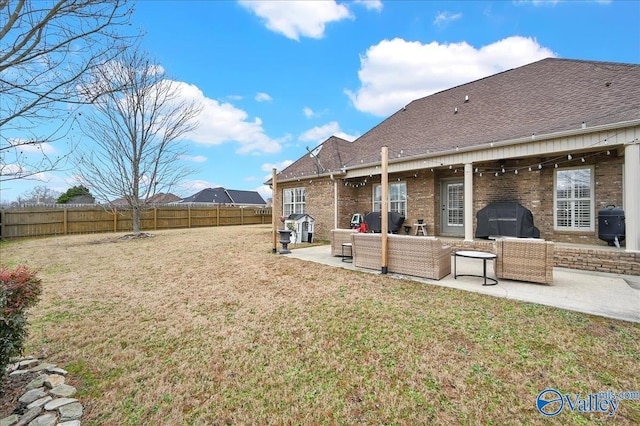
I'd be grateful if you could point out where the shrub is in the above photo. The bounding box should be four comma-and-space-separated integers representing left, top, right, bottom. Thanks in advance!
1, 265, 42, 381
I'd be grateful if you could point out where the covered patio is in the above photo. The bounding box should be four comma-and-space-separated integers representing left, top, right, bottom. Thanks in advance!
285, 243, 640, 324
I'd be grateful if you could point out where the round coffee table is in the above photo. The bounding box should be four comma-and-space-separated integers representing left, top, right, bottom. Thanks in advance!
453, 250, 498, 286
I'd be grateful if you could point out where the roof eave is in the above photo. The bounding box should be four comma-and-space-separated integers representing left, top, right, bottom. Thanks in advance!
266, 170, 347, 185
345, 119, 640, 173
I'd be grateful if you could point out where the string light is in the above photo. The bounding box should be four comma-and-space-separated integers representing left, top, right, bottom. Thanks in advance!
279, 133, 619, 182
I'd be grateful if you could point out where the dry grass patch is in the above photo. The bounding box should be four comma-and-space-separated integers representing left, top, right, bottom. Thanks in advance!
1, 225, 639, 425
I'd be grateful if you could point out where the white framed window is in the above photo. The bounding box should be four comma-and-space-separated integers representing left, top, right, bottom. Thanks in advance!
373, 182, 407, 216
554, 166, 594, 231
283, 187, 305, 216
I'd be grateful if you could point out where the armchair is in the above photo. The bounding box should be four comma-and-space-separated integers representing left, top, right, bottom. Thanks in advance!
494, 238, 554, 284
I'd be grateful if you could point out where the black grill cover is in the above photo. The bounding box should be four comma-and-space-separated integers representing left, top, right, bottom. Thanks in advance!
364, 211, 405, 233
475, 202, 540, 239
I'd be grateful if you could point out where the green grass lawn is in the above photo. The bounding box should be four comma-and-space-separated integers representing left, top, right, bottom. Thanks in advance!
2, 225, 639, 425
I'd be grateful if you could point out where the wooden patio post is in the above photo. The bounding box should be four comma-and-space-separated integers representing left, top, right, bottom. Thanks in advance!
381, 146, 389, 274
272, 168, 278, 253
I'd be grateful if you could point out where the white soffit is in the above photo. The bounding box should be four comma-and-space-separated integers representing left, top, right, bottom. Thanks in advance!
346, 124, 640, 178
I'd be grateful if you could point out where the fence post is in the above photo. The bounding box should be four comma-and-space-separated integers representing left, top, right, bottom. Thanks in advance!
63, 208, 68, 235
216, 205, 220, 226
113, 208, 118, 233
154, 208, 157, 230
188, 205, 191, 228
241, 206, 244, 225
0, 209, 4, 240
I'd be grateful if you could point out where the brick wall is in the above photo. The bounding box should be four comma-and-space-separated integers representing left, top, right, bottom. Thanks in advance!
554, 246, 640, 275
277, 152, 626, 247
442, 237, 640, 276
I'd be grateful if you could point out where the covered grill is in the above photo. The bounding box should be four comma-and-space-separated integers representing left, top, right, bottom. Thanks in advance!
364, 211, 405, 233
475, 202, 540, 239
598, 205, 625, 247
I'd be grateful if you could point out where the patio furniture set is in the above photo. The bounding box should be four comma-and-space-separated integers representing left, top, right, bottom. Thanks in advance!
330, 229, 554, 285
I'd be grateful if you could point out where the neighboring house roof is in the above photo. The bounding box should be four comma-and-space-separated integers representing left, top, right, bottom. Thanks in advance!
225, 189, 267, 206
110, 193, 181, 206
277, 58, 640, 181
66, 195, 95, 204
180, 187, 266, 206
147, 193, 182, 204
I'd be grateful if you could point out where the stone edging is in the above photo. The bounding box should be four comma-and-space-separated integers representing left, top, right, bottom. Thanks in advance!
1, 357, 83, 426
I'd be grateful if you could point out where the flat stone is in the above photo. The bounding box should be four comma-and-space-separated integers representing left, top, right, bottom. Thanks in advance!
44, 375, 65, 389
9, 369, 32, 377
58, 403, 83, 422
56, 421, 81, 426
45, 367, 67, 376
30, 363, 56, 373
6, 362, 20, 373
26, 375, 48, 391
49, 384, 76, 398
26, 396, 52, 410
26, 413, 57, 426
14, 407, 41, 426
0, 414, 20, 426
18, 360, 39, 369
43, 398, 77, 411
18, 388, 46, 404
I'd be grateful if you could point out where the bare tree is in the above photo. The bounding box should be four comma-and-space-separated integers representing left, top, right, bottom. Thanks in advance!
75, 49, 201, 235
19, 185, 61, 205
0, 0, 135, 182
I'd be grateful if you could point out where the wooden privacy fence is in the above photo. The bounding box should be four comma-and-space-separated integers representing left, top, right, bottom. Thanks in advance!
0, 205, 273, 239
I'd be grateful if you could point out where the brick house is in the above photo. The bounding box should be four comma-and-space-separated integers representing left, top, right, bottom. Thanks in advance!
271, 58, 640, 274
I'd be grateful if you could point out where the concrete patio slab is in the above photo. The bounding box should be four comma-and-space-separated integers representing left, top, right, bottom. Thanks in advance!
284, 244, 640, 324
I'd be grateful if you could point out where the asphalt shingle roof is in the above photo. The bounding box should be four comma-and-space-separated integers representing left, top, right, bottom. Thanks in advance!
181, 187, 266, 205
277, 58, 640, 181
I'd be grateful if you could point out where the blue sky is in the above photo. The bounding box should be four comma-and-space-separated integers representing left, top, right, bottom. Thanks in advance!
2, 0, 639, 203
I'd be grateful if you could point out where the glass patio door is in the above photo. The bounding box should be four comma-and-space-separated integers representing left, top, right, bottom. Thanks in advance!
441, 180, 464, 235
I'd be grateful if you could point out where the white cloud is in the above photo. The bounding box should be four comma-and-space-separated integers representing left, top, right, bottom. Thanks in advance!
239, 0, 353, 40
434, 11, 462, 26
227, 95, 243, 101
303, 107, 316, 118
0, 163, 25, 177
262, 160, 294, 173
179, 179, 218, 194
256, 184, 272, 201
299, 121, 358, 144
255, 92, 272, 102
345, 36, 556, 116
8, 138, 57, 155
179, 154, 207, 163
354, 0, 383, 11
173, 81, 284, 154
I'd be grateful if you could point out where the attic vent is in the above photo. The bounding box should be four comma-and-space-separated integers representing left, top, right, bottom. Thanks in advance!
454, 107, 458, 114
464, 95, 469, 102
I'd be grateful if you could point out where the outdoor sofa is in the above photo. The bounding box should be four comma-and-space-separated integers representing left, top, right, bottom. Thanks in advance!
330, 229, 357, 257
494, 237, 554, 285
351, 233, 452, 280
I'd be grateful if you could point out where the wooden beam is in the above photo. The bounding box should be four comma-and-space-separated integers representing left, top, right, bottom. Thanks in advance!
272, 168, 278, 253
381, 146, 389, 274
